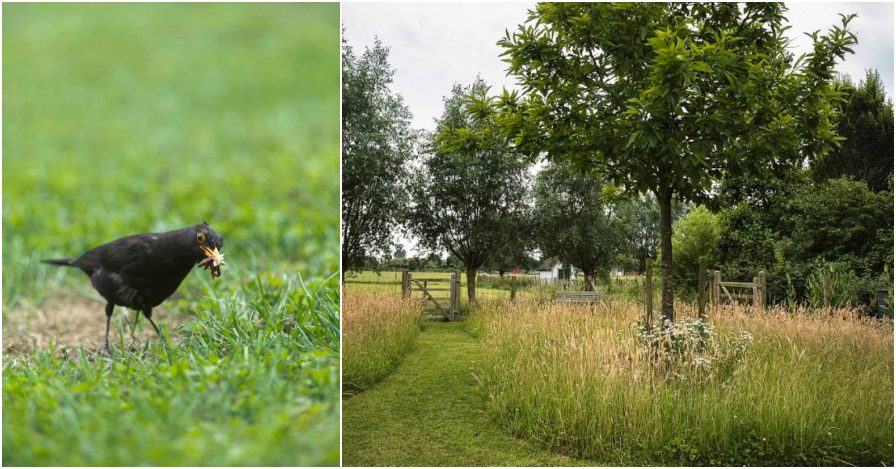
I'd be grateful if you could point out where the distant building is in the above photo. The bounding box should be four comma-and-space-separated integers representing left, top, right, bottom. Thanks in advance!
538, 258, 577, 284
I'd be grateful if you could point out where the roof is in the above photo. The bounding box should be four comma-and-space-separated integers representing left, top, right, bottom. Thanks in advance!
538, 257, 560, 271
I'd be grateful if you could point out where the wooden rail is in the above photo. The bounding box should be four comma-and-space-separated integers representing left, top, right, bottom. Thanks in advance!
555, 290, 603, 303
711, 269, 766, 309
401, 270, 460, 320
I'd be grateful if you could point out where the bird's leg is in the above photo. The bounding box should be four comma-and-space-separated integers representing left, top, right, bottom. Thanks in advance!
103, 303, 114, 354
130, 309, 141, 340
144, 309, 167, 348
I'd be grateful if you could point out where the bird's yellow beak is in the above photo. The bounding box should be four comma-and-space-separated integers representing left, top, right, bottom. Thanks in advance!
201, 246, 225, 266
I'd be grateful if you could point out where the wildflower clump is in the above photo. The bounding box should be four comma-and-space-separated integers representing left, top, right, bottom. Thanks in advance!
636, 316, 753, 382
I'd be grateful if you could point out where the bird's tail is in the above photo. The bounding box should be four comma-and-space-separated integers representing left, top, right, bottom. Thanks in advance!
42, 258, 75, 267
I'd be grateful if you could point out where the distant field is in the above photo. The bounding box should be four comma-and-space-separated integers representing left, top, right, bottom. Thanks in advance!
3, 4, 340, 466
344, 270, 647, 303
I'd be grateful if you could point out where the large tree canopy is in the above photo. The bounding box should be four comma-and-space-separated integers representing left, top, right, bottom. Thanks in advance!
489, 2, 856, 320
409, 79, 529, 301
341, 37, 417, 276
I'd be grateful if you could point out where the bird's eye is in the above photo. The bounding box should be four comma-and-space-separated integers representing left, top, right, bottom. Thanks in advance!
197, 232, 206, 244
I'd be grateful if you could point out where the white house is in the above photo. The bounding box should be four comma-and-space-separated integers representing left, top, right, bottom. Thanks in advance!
538, 258, 577, 284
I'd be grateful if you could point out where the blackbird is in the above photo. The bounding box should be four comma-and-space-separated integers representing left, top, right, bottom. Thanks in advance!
42, 222, 225, 352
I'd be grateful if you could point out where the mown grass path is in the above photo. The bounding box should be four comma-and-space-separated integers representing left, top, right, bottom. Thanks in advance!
342, 321, 596, 467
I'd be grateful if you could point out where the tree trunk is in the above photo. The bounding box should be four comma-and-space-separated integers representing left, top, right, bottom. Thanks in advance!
658, 187, 675, 322
466, 267, 477, 302
583, 268, 596, 291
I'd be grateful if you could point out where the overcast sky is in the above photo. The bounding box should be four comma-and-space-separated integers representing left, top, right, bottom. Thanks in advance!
343, 2, 894, 132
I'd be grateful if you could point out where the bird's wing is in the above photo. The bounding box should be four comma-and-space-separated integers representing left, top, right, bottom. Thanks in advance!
111, 273, 143, 306
87, 235, 161, 284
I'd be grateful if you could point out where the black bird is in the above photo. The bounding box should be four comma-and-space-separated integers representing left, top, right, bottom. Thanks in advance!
42, 222, 225, 352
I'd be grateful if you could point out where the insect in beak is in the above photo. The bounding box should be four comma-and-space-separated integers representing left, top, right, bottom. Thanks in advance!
199, 246, 225, 278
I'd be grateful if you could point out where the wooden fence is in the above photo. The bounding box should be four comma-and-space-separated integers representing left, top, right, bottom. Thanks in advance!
711, 269, 766, 309
643, 260, 767, 331
401, 271, 460, 321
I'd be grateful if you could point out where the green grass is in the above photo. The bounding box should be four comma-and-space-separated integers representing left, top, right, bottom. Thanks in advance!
3, 3, 340, 465
342, 320, 597, 467
472, 300, 894, 466
342, 292, 423, 392
3, 3, 340, 305
4, 275, 340, 466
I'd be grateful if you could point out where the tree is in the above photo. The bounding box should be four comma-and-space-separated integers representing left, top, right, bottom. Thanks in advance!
393, 245, 407, 259
782, 177, 893, 276
615, 193, 689, 273
493, 3, 856, 320
532, 161, 626, 290
409, 79, 529, 301
341, 36, 417, 277
669, 205, 722, 295
481, 217, 533, 276
811, 69, 894, 192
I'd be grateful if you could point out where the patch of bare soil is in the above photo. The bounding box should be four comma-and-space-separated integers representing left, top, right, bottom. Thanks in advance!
3, 294, 193, 356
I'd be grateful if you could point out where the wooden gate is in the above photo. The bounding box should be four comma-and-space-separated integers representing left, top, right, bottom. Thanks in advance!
401, 271, 460, 320
711, 270, 766, 309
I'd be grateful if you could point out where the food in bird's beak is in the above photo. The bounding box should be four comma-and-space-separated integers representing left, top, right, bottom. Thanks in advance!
198, 246, 225, 278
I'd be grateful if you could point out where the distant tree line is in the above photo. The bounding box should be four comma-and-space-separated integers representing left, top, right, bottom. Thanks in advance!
342, 4, 891, 312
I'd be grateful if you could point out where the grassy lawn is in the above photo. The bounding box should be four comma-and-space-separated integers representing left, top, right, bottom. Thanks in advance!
3, 4, 340, 465
343, 270, 642, 302
342, 320, 597, 467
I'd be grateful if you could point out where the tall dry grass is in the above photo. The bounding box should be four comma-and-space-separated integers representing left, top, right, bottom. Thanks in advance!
471, 299, 893, 465
342, 292, 422, 392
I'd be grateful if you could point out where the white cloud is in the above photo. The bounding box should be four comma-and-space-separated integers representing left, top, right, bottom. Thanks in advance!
785, 2, 894, 96
344, 2, 894, 133
343, 2, 530, 131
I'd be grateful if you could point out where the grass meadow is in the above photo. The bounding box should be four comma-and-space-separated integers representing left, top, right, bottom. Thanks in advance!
342, 278, 892, 466
3, 4, 340, 465
344, 270, 645, 303
342, 292, 422, 393
470, 300, 894, 466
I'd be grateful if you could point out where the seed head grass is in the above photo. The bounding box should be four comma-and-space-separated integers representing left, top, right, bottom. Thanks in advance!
342, 292, 423, 392
471, 299, 893, 466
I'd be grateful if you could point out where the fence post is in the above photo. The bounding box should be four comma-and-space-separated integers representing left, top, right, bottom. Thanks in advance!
712, 270, 721, 309
645, 258, 654, 331
752, 276, 759, 310
510, 277, 517, 303
449, 271, 460, 320
758, 270, 767, 310
698, 261, 706, 320
401, 270, 410, 298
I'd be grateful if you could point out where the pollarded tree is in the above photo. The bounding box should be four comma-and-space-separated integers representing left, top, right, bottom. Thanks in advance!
342, 36, 417, 277
493, 2, 857, 320
533, 161, 626, 290
409, 79, 529, 301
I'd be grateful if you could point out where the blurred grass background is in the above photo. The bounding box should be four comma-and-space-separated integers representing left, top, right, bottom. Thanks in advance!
2, 4, 341, 466
3, 3, 339, 305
